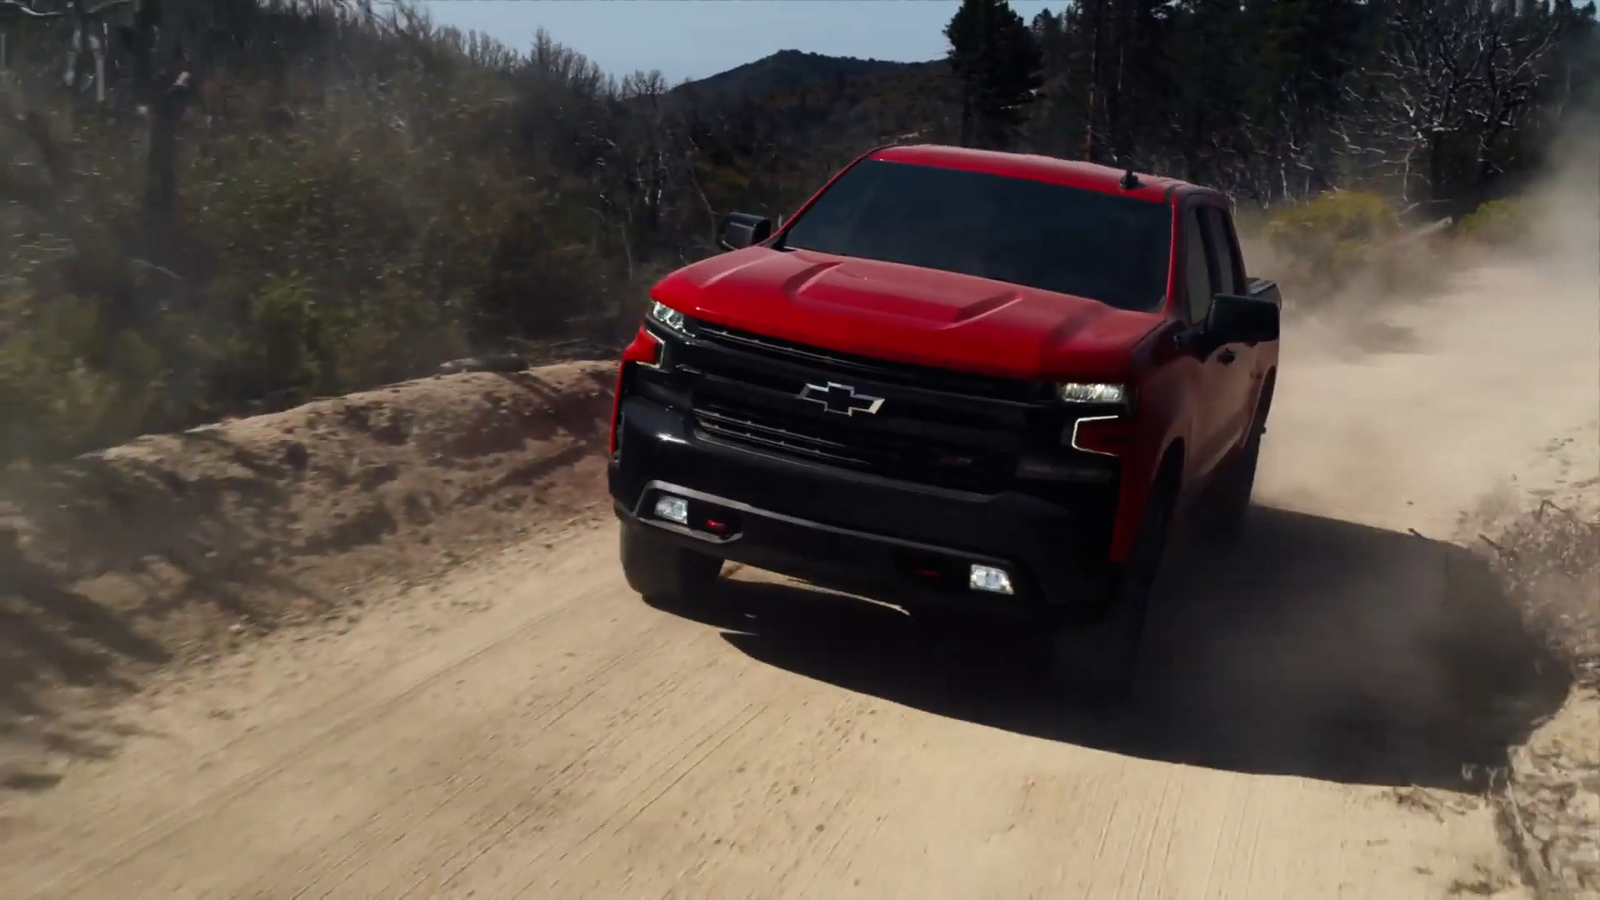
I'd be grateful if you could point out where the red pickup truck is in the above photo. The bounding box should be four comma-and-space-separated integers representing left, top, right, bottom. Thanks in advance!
607, 144, 1281, 701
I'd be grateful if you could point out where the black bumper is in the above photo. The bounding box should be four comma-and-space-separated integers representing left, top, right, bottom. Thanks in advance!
609, 395, 1118, 620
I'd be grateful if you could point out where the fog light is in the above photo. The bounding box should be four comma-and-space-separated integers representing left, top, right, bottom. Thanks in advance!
653, 495, 689, 524
969, 565, 1014, 595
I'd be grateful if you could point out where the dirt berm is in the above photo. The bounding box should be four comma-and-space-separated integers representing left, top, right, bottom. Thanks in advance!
1, 362, 616, 773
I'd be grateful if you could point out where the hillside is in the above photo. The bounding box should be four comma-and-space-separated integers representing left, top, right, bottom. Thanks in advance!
670, 49, 936, 107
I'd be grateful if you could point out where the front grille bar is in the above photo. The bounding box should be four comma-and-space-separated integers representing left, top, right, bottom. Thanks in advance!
692, 322, 1048, 404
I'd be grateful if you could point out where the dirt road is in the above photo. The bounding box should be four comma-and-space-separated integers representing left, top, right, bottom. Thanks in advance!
0, 254, 1595, 898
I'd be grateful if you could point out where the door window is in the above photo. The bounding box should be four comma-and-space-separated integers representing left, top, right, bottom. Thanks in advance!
1202, 207, 1241, 297
1183, 207, 1213, 325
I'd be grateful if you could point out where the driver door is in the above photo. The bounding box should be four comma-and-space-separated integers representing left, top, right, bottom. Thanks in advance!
1179, 203, 1235, 483
1198, 204, 1259, 459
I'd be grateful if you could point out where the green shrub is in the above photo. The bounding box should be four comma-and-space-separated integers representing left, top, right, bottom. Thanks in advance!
1260, 191, 1414, 297
0, 292, 122, 462
1263, 191, 1400, 264
1457, 197, 1531, 247
211, 275, 330, 410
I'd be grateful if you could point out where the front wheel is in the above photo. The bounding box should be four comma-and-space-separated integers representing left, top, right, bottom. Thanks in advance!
619, 520, 723, 603
1045, 480, 1174, 705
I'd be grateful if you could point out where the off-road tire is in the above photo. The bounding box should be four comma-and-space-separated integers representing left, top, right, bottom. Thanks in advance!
1209, 384, 1273, 545
619, 520, 723, 603
1209, 427, 1261, 544
1045, 479, 1174, 705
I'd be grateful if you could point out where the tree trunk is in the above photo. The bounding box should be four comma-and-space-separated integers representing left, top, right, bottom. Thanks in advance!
1427, 132, 1445, 204
1083, 0, 1104, 161
960, 86, 974, 147
144, 86, 184, 274
1108, 0, 1129, 162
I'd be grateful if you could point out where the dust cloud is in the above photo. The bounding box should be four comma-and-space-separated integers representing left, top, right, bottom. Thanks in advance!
1258, 117, 1599, 526
1155, 119, 1600, 791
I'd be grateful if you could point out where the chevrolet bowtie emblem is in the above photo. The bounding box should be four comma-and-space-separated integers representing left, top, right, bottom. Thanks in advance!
798, 382, 885, 416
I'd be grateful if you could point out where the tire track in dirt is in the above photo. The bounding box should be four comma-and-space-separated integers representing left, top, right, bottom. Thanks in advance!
274, 609, 686, 899
0, 527, 1541, 900
184, 593, 736, 899
6, 545, 618, 897
47, 612, 614, 896
370, 658, 766, 898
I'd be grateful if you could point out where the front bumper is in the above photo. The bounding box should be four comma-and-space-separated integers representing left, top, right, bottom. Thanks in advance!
609, 394, 1119, 620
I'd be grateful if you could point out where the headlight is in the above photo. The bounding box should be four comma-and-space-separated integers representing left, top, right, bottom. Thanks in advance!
1055, 382, 1126, 404
647, 301, 688, 335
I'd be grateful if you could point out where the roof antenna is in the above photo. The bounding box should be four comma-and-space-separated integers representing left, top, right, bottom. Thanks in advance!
1119, 169, 1142, 190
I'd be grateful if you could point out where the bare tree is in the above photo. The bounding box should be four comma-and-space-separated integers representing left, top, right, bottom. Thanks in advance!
614, 69, 678, 249
1338, 0, 1565, 202
1228, 90, 1344, 206
0, 0, 133, 105
0, 0, 196, 305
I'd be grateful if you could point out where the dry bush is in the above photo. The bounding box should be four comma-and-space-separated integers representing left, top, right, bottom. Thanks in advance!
1457, 196, 1534, 248
0, 9, 636, 468
1482, 501, 1600, 690
1480, 501, 1600, 900
1249, 190, 1451, 308
1263, 190, 1402, 253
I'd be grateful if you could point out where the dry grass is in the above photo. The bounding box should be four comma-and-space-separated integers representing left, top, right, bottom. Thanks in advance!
1480, 501, 1600, 899
1482, 501, 1600, 692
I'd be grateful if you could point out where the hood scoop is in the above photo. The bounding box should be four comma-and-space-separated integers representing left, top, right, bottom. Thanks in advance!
788, 261, 1024, 327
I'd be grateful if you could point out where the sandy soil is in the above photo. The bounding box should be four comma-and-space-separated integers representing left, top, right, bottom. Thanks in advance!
0, 241, 1595, 896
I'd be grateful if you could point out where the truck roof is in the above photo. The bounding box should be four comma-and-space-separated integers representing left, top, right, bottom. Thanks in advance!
869, 144, 1191, 205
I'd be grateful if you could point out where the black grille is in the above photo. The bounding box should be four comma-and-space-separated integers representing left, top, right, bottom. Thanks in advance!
656, 319, 1054, 494
692, 403, 1013, 493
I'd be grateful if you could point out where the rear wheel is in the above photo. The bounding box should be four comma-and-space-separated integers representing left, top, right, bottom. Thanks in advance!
620, 520, 723, 603
1209, 428, 1261, 544
1209, 385, 1272, 545
1045, 478, 1174, 705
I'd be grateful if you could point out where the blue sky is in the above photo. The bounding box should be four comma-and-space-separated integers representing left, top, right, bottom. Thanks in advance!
421, 0, 1062, 83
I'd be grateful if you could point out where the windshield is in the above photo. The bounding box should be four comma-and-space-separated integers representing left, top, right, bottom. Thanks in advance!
779, 159, 1172, 312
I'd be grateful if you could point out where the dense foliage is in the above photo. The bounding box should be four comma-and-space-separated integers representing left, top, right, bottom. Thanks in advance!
0, 0, 1593, 464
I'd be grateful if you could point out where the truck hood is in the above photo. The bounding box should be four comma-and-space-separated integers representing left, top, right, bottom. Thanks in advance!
650, 247, 1164, 381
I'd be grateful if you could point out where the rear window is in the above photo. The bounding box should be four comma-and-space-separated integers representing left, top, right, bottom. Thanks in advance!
779, 159, 1172, 312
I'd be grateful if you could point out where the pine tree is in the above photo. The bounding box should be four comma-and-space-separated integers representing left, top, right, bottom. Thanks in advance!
945, 0, 1044, 149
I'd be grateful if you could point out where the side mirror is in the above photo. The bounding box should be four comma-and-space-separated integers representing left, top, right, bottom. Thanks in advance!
1206, 292, 1279, 345
718, 212, 773, 251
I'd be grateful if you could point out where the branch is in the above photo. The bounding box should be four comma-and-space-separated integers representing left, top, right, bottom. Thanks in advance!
0, 0, 65, 17
0, 0, 125, 18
